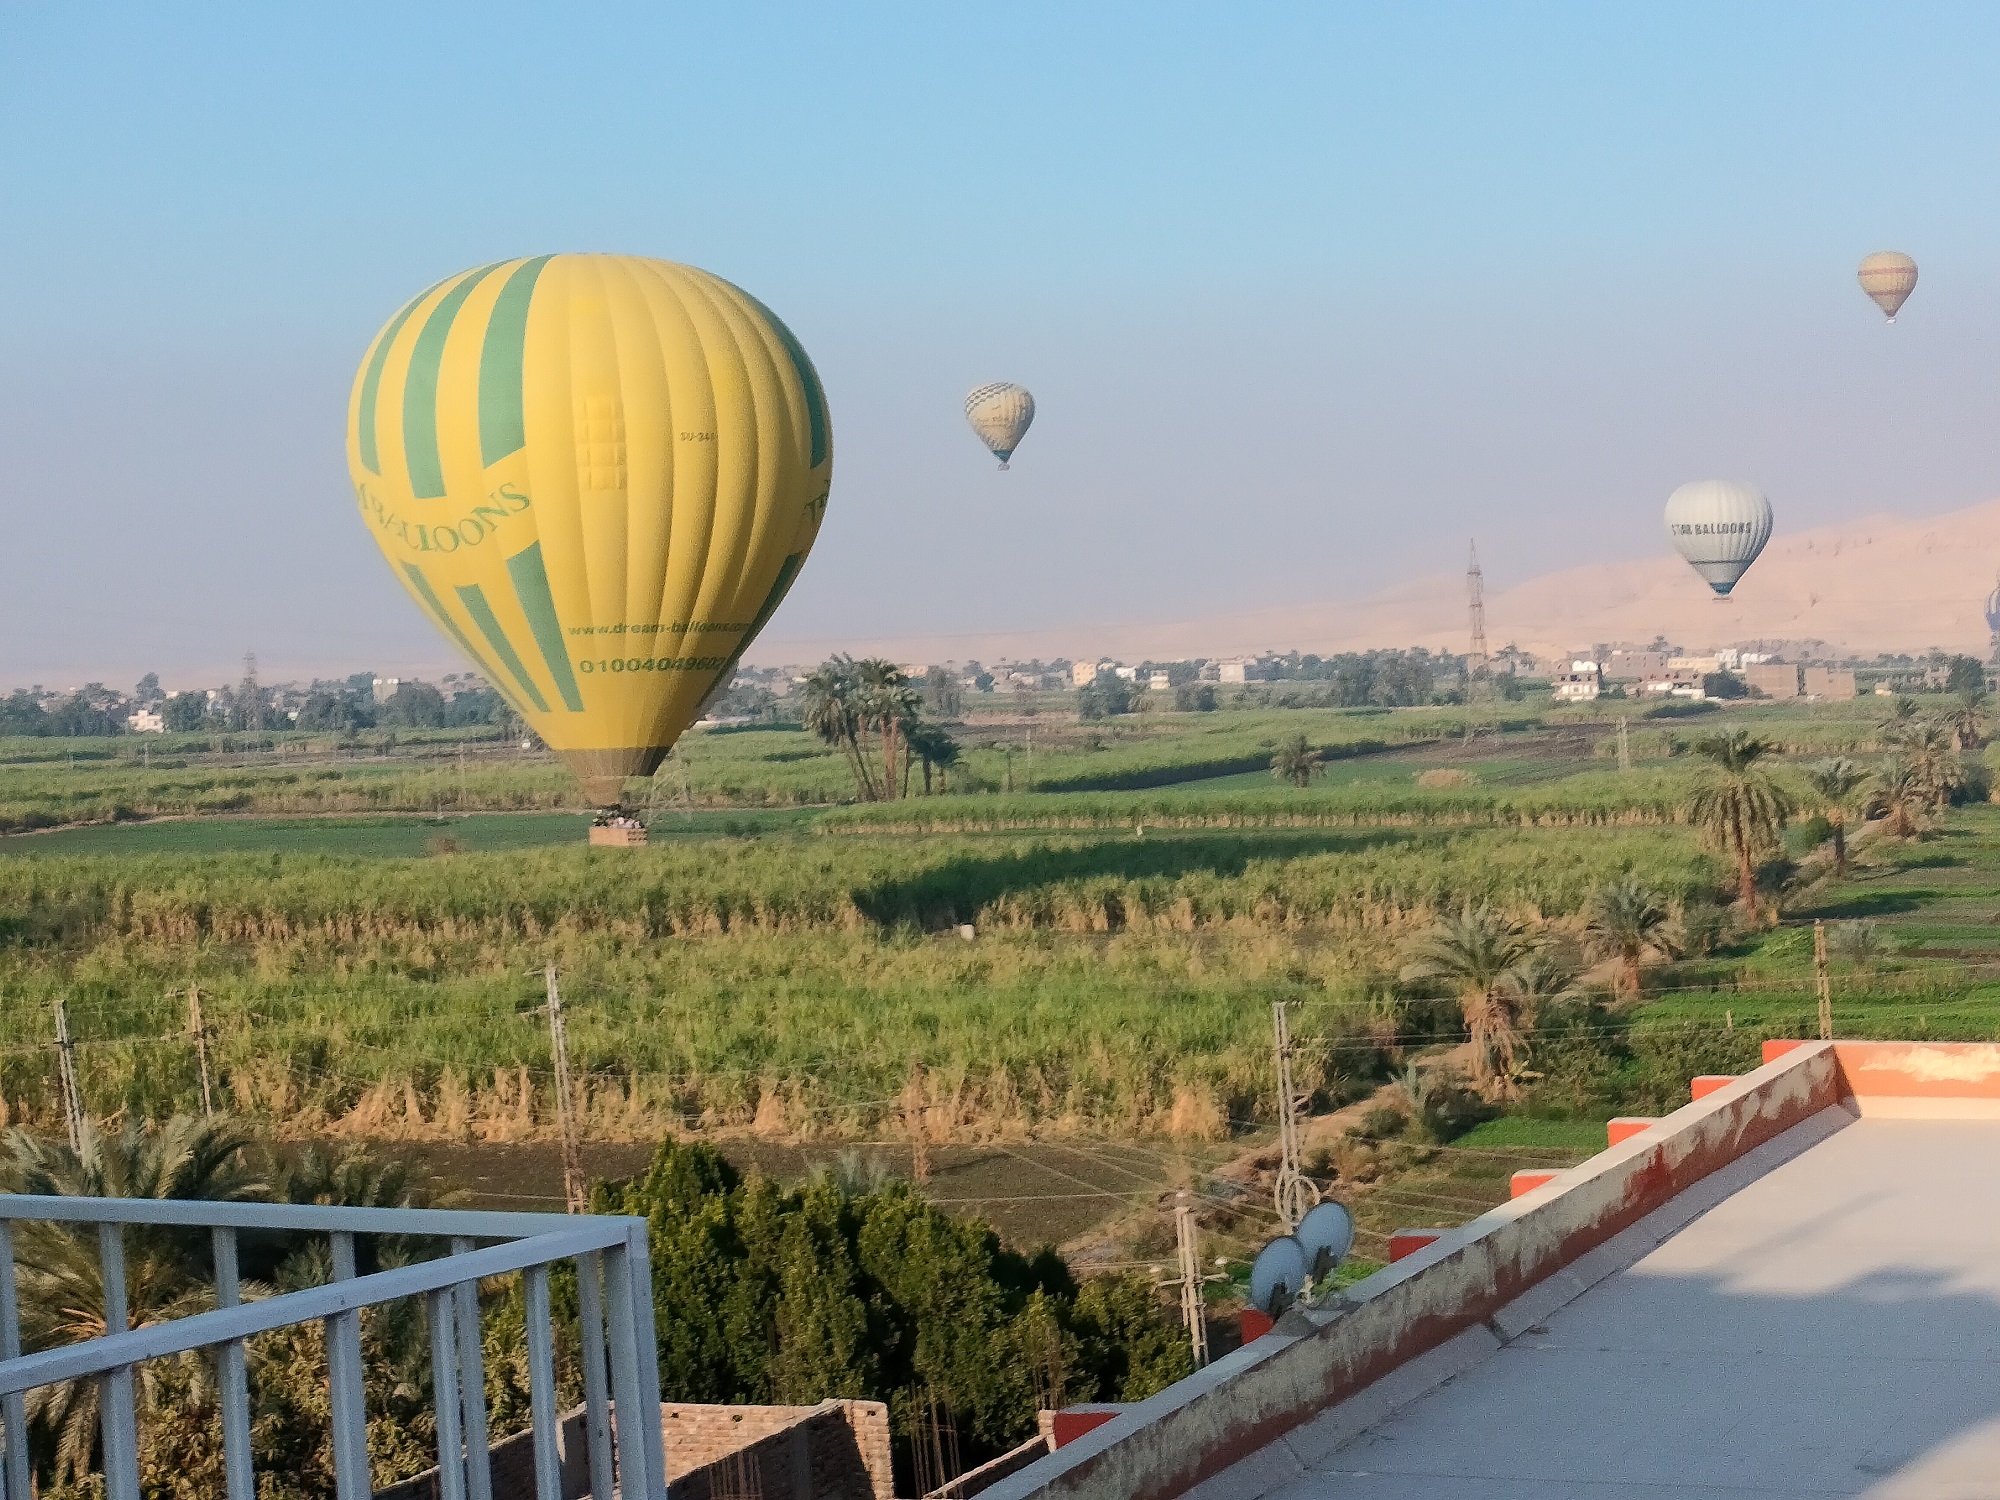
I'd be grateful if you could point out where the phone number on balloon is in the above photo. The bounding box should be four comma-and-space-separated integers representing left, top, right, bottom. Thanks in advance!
576, 656, 731, 674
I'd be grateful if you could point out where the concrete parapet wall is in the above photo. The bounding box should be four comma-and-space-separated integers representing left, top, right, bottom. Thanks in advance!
983, 1041, 1846, 1500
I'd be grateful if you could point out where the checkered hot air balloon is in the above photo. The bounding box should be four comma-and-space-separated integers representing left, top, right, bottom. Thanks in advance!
964, 383, 1035, 469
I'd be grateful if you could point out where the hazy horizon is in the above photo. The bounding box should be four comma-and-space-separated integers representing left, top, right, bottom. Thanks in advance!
10, 4, 2000, 690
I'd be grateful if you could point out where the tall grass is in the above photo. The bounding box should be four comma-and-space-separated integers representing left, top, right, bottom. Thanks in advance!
0, 823, 1718, 1138
817, 770, 1707, 833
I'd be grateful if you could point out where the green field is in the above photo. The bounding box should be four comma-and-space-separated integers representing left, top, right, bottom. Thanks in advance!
0, 694, 1987, 1159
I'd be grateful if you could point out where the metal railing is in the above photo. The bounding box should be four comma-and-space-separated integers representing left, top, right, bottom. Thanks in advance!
0, 1195, 667, 1500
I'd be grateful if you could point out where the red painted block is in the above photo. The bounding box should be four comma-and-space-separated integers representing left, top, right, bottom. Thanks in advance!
1763, 1038, 1807, 1064
1240, 1308, 1275, 1342
1510, 1170, 1559, 1199
1690, 1075, 1736, 1101
1607, 1117, 1658, 1147
1051, 1407, 1124, 1448
1387, 1229, 1444, 1262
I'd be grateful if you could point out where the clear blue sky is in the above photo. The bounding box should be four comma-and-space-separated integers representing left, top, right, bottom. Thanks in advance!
7, 2, 2000, 682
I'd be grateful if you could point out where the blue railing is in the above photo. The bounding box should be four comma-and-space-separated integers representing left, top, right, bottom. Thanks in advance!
0, 1196, 667, 1500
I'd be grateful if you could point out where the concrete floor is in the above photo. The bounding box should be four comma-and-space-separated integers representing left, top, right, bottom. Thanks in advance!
1267, 1121, 2000, 1499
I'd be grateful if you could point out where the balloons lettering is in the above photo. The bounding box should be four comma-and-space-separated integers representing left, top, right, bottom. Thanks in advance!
1664, 480, 1772, 598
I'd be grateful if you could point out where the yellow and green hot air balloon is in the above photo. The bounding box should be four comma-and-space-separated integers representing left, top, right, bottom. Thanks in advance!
346, 254, 830, 809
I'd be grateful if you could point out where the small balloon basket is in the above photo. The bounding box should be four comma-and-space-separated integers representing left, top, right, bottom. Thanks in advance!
588, 814, 649, 848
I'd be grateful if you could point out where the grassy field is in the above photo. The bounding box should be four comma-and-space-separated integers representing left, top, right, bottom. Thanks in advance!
0, 816, 1723, 1136
0, 694, 1983, 1163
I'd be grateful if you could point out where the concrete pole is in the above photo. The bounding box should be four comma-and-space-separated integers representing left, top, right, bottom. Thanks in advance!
546, 967, 587, 1213
1272, 1001, 1321, 1232
54, 998, 85, 1151
190, 985, 215, 1118
1815, 920, 1833, 1042
1174, 1192, 1210, 1370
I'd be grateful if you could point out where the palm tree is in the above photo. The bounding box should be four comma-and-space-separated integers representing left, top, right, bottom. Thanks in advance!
1944, 691, 1991, 752
1581, 876, 1674, 997
1399, 905, 1544, 1096
1270, 733, 1323, 788
1688, 731, 1795, 911
4, 1118, 266, 1488
904, 722, 961, 796
852, 659, 922, 800
1872, 753, 1927, 838
1803, 757, 1869, 875
1889, 717, 1962, 810
1501, 942, 1584, 1027
798, 659, 878, 800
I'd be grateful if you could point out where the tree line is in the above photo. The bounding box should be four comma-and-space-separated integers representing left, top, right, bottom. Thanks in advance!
1395, 699, 1992, 1101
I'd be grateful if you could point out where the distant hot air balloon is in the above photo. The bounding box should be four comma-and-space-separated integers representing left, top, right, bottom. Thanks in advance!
1664, 480, 1773, 598
965, 383, 1035, 468
1858, 252, 1918, 321
346, 254, 831, 810
1984, 572, 2000, 643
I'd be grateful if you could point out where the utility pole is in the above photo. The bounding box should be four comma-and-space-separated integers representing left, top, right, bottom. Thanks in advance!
1814, 920, 1833, 1042
1167, 1192, 1212, 1369
240, 652, 261, 733
544, 966, 587, 1213
189, 986, 215, 1117
1271, 1001, 1321, 1231
54, 999, 85, 1150
1465, 541, 1488, 700
1618, 716, 1632, 774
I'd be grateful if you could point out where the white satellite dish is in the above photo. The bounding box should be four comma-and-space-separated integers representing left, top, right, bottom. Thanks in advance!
1295, 1201, 1355, 1274
1249, 1235, 1308, 1316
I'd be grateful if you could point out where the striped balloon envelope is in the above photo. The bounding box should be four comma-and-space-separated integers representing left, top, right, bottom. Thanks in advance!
346, 255, 831, 808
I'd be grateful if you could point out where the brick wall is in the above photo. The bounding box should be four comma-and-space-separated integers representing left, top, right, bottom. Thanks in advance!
375, 1407, 590, 1500
1743, 662, 1800, 699
668, 1401, 893, 1500
375, 1400, 891, 1500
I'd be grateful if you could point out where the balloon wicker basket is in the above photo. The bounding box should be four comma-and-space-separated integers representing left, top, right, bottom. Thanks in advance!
588, 822, 649, 848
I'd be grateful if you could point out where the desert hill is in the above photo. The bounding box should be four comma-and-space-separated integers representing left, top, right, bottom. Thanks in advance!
753, 498, 2000, 667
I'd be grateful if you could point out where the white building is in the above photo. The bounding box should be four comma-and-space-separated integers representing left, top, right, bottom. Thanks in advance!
1149, 671, 1171, 691
1552, 661, 1601, 702
1071, 661, 1098, 687
1218, 660, 1249, 685
125, 709, 165, 734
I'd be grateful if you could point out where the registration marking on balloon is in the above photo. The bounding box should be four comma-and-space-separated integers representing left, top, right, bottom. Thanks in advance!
346, 254, 832, 808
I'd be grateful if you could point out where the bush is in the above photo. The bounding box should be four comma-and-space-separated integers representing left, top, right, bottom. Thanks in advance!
600, 1140, 1191, 1491
1645, 700, 1719, 720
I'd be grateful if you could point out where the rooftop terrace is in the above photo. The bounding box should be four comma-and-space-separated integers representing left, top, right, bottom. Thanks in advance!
992, 1040, 2000, 1500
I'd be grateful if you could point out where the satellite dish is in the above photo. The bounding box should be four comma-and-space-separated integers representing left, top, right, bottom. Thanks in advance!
1295, 1201, 1355, 1275
1249, 1235, 1308, 1317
